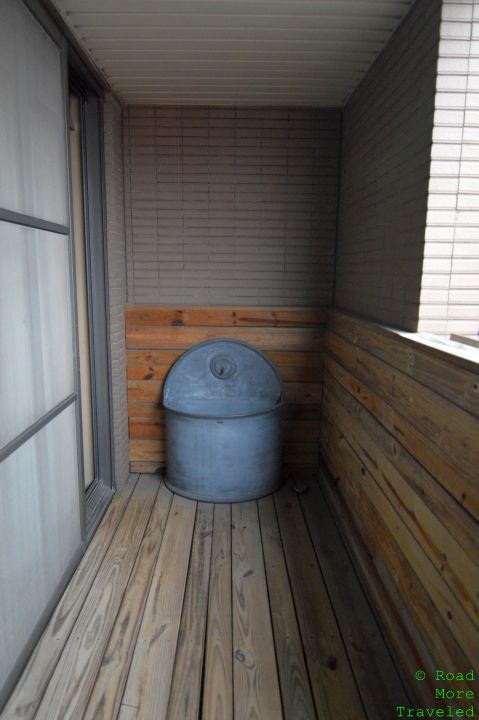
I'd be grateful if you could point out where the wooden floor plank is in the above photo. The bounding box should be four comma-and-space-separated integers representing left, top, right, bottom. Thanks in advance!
34, 476, 159, 720
117, 705, 136, 720
274, 483, 366, 720
2, 475, 417, 720
300, 481, 411, 718
202, 504, 233, 720
258, 496, 317, 720
121, 494, 197, 719
83, 481, 173, 720
232, 501, 283, 720
1, 476, 139, 720
166, 503, 214, 720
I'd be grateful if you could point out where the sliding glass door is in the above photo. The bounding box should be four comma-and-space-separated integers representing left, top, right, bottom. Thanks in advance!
0, 0, 85, 704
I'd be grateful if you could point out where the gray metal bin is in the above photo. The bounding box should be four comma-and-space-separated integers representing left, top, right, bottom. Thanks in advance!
163, 339, 283, 502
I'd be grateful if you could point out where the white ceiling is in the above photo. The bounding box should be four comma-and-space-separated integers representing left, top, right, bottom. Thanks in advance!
52, 0, 414, 106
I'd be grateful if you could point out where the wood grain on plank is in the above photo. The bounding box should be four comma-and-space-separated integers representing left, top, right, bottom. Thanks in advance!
328, 311, 479, 416
3, 465, 423, 719
232, 502, 283, 720
127, 350, 183, 369
283, 442, 319, 467
127, 360, 322, 383
325, 348, 479, 522
83, 482, 173, 720
265, 350, 323, 367
130, 418, 320, 444
126, 349, 323, 372
128, 403, 321, 423
125, 306, 324, 475
324, 375, 479, 626
117, 704, 136, 720
276, 365, 323, 382
129, 418, 166, 440
34, 476, 159, 720
202, 504, 233, 720
324, 406, 479, 666
128, 405, 165, 420
281, 420, 321, 443
324, 361, 479, 565
2, 477, 138, 720
320, 465, 441, 706
125, 306, 325, 328
126, 325, 323, 351
326, 330, 479, 505
127, 380, 164, 404
126, 379, 321, 405
321, 416, 475, 676
121, 494, 197, 719
130, 461, 163, 474
321, 433, 477, 711
300, 481, 410, 718
274, 483, 366, 720
282, 404, 322, 422
129, 441, 319, 467
284, 382, 322, 405
166, 503, 213, 720
129, 439, 166, 462
258, 496, 316, 720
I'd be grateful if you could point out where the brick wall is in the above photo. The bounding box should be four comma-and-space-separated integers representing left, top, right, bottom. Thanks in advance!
123, 106, 340, 307
334, 0, 442, 332
419, 0, 479, 338
103, 93, 129, 488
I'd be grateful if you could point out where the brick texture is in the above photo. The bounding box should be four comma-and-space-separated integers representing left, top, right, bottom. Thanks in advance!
123, 107, 340, 307
103, 93, 129, 489
419, 0, 479, 338
334, 0, 442, 331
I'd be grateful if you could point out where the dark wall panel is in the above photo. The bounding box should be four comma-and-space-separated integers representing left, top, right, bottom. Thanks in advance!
123, 107, 340, 307
334, 0, 442, 331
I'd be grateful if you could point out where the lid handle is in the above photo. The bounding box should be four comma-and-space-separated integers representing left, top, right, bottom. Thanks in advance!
210, 354, 237, 380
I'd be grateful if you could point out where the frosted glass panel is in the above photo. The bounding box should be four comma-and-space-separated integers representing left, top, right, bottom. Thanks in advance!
0, 222, 75, 447
0, 0, 68, 225
0, 405, 81, 687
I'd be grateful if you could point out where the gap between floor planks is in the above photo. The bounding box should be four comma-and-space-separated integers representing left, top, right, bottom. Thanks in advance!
2, 474, 408, 720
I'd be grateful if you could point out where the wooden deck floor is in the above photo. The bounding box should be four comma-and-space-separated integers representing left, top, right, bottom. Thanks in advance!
2, 474, 409, 720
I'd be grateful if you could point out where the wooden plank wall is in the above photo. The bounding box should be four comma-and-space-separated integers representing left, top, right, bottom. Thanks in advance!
125, 307, 325, 474
321, 310, 479, 707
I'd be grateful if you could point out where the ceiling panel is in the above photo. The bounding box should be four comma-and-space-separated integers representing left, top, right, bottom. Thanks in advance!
52, 0, 414, 106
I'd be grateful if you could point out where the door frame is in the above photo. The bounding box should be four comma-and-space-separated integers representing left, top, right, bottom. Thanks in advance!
68, 49, 115, 538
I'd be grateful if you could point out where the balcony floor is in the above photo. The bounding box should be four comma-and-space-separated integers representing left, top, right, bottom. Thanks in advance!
3, 473, 409, 720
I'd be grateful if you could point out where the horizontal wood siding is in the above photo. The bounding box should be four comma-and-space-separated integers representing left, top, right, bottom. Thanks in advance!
321, 310, 479, 708
126, 306, 325, 473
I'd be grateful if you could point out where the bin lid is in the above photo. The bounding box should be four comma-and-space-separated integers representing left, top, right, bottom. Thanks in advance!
163, 339, 283, 418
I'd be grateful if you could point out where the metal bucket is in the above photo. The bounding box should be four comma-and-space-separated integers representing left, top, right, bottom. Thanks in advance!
163, 339, 283, 503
